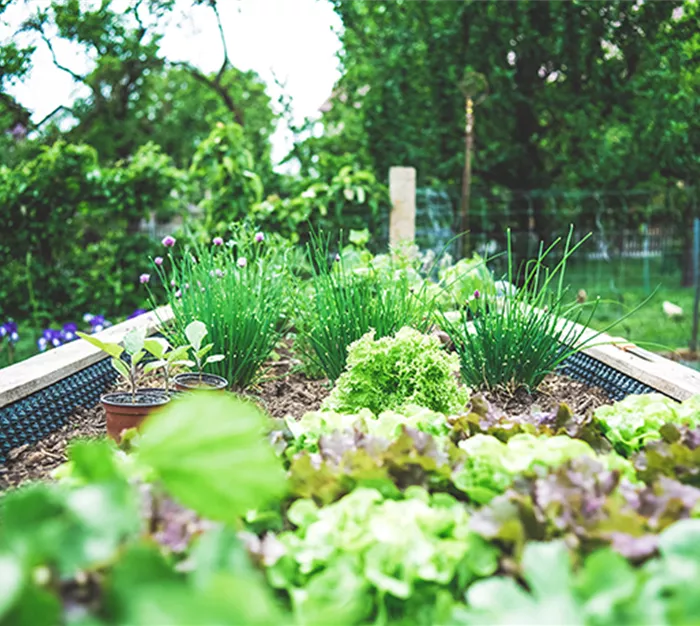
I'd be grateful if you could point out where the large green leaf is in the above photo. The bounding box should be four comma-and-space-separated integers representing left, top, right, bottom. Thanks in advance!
185, 321, 208, 352
76, 331, 124, 359
0, 553, 24, 619
136, 392, 286, 522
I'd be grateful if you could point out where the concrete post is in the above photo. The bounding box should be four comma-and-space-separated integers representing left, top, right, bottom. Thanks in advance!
389, 166, 416, 245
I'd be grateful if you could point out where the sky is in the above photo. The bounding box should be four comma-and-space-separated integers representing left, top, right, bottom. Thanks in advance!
1, 0, 342, 168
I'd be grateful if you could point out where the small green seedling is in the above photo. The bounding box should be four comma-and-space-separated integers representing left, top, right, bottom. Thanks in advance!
143, 337, 194, 392
77, 327, 147, 403
184, 320, 224, 381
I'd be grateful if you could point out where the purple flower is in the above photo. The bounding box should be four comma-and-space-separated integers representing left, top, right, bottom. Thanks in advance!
175, 289, 182, 298
215, 268, 224, 278
2, 320, 19, 343
139, 273, 150, 284
473, 289, 481, 300
334, 253, 341, 262
162, 235, 176, 247
128, 309, 147, 320
212, 236, 224, 246
170, 279, 176, 287
255, 232, 265, 243
154, 256, 164, 266
237, 257, 247, 268
61, 322, 78, 342
83, 313, 94, 323
42, 328, 62, 348
37, 337, 48, 352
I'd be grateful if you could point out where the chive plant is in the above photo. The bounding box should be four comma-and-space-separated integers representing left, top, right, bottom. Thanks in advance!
298, 233, 436, 381
151, 228, 290, 390
442, 227, 640, 391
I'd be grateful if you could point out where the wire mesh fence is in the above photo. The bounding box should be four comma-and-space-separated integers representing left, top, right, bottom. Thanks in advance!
415, 186, 698, 294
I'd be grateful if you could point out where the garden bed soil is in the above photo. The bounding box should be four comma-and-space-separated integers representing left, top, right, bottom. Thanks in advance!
0, 354, 611, 492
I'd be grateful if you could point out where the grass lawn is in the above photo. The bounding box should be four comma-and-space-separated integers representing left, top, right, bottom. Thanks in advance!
564, 258, 697, 353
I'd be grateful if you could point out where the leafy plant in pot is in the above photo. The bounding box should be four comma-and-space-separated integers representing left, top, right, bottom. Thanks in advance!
142, 337, 194, 396
77, 327, 170, 441
172, 320, 228, 391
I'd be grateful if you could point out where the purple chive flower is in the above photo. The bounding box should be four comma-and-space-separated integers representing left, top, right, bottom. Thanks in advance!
255, 232, 265, 243
215, 269, 224, 278
184, 283, 190, 290
162, 235, 176, 247
139, 273, 150, 284
170, 279, 176, 287
175, 289, 182, 298
212, 236, 224, 246
154, 256, 164, 266
473, 289, 481, 300
128, 309, 146, 320
237, 257, 247, 268
334, 253, 341, 262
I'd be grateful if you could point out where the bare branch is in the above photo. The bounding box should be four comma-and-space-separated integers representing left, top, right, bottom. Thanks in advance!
34, 104, 77, 127
210, 1, 231, 82
39, 32, 87, 85
171, 60, 244, 126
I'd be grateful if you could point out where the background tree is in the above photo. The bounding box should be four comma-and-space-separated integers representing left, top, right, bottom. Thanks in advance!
320, 0, 697, 240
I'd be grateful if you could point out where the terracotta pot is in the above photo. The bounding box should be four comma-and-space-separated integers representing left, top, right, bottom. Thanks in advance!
101, 388, 170, 442
173, 372, 229, 392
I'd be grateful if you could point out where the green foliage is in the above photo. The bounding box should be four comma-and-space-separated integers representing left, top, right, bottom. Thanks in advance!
137, 392, 285, 523
77, 327, 148, 401
137, 66, 278, 184
252, 165, 389, 244
437, 252, 495, 309
0, 393, 285, 624
455, 433, 634, 504
299, 235, 436, 381
321, 0, 696, 203
595, 393, 700, 455
323, 327, 469, 415
455, 519, 700, 626
286, 405, 450, 451
266, 487, 499, 626
0, 140, 182, 323
153, 228, 289, 389
443, 229, 614, 390
190, 122, 263, 232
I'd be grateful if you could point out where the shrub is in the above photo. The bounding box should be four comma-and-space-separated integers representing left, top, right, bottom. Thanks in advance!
298, 235, 436, 382
323, 327, 469, 415
152, 227, 289, 389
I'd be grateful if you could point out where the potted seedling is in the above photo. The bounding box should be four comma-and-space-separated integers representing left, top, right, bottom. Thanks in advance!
172, 320, 228, 391
143, 337, 194, 396
77, 327, 170, 441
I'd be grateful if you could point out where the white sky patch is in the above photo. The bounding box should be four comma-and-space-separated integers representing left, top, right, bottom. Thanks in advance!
0, 0, 342, 169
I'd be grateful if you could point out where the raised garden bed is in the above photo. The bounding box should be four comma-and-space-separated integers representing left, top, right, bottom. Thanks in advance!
3, 295, 700, 623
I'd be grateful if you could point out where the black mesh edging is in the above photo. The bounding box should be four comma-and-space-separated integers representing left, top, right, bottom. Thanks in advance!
0, 358, 117, 464
558, 351, 658, 401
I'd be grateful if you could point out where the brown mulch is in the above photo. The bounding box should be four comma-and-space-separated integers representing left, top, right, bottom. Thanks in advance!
1, 348, 609, 492
0, 404, 106, 491
483, 372, 612, 417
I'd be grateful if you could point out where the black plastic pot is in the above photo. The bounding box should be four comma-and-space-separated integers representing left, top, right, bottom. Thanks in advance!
172, 372, 229, 392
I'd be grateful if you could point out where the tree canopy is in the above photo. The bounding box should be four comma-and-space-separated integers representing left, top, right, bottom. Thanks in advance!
320, 0, 698, 195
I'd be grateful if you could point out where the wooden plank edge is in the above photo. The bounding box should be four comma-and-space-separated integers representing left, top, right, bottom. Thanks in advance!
0, 305, 174, 409
557, 314, 700, 402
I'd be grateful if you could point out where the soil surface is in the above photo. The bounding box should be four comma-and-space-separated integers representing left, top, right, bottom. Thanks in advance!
1, 346, 610, 491
103, 390, 170, 405
483, 373, 612, 416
